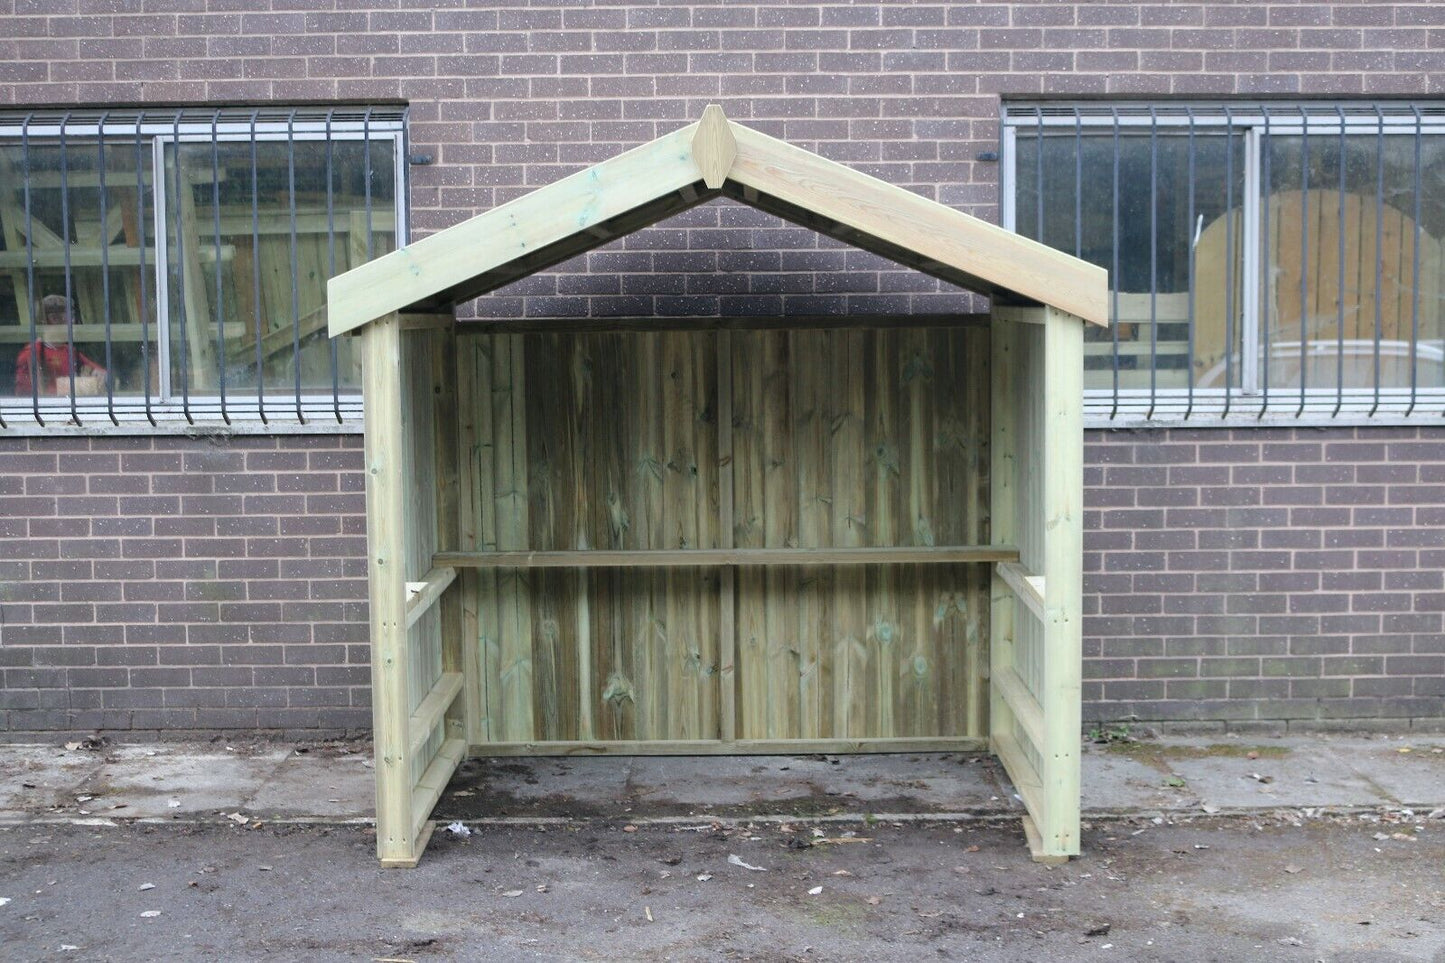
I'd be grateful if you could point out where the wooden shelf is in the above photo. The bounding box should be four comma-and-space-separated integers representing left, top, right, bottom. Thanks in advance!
433, 545, 1020, 569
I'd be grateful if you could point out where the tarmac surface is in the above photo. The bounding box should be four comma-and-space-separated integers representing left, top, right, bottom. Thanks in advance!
1, 732, 1443, 961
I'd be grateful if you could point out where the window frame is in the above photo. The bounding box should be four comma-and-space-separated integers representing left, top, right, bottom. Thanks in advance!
0, 107, 408, 435
1002, 102, 1445, 427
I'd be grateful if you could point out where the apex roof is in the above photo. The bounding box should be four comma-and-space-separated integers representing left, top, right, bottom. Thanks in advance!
328, 105, 1107, 337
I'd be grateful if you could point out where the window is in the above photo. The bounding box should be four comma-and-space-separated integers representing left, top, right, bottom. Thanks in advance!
1004, 104, 1445, 423
0, 107, 405, 430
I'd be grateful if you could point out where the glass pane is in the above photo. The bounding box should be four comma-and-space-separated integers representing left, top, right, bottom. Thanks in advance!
0, 138, 158, 398
1016, 128, 1246, 393
163, 137, 395, 398
1262, 131, 1445, 393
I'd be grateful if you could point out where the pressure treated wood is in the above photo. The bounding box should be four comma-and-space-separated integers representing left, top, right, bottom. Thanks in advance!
456, 327, 995, 747
995, 561, 1046, 624
404, 566, 456, 630
336, 105, 1100, 869
722, 123, 1107, 327
360, 312, 417, 866
407, 671, 464, 757
468, 736, 989, 757
455, 313, 992, 334
435, 546, 1018, 568
328, 122, 717, 336
327, 106, 1109, 335
988, 305, 1084, 864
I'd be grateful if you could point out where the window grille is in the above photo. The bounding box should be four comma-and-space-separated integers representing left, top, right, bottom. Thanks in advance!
0, 106, 407, 433
1004, 103, 1445, 426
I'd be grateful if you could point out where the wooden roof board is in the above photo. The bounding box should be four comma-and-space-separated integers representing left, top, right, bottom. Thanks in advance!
722, 123, 1107, 325
406, 187, 718, 313
328, 106, 1108, 336
327, 118, 715, 336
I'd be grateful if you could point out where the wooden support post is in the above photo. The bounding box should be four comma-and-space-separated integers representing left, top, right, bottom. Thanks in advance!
1035, 306, 1084, 861
362, 312, 420, 867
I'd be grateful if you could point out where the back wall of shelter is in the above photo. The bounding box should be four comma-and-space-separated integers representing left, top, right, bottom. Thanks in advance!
1, 1, 1443, 736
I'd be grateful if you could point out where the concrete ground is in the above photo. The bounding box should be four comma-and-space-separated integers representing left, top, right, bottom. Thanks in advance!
1, 733, 1443, 961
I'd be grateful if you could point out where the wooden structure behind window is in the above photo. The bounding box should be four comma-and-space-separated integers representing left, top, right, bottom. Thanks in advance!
328, 107, 1107, 869
0, 146, 394, 395
1193, 191, 1444, 388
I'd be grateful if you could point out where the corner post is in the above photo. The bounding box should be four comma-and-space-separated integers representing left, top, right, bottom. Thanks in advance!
1037, 306, 1083, 859
362, 312, 416, 866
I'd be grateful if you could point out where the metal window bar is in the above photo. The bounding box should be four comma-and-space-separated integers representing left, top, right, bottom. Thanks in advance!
1296, 106, 1309, 419
169, 113, 193, 424
1146, 107, 1159, 421
1370, 107, 1386, 418
136, 111, 155, 428
1034, 107, 1044, 243
287, 108, 304, 425
250, 110, 267, 427
326, 109, 341, 425
59, 112, 79, 425
0, 107, 403, 431
1222, 107, 1236, 418
1410, 107, 1423, 417
1334, 108, 1347, 419
1073, 108, 1082, 259
21, 114, 41, 427
1108, 108, 1121, 420
1184, 108, 1197, 420
211, 110, 229, 426
99, 111, 117, 426
1260, 106, 1271, 416
1003, 102, 1445, 426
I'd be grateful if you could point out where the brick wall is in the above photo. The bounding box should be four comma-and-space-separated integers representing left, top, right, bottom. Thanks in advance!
1085, 426, 1445, 728
0, 435, 371, 736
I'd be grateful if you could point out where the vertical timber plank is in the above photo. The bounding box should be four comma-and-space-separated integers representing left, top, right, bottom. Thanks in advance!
989, 314, 1018, 762
456, 333, 487, 745
832, 329, 868, 737
793, 330, 826, 739
733, 331, 768, 740
869, 329, 899, 738
570, 335, 595, 741
717, 331, 737, 742
494, 334, 534, 741
433, 321, 467, 747
761, 331, 795, 739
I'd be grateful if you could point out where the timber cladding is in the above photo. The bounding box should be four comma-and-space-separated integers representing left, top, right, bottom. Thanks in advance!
454, 326, 991, 744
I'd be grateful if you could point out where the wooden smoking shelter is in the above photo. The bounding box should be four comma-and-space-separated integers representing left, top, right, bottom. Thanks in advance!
327, 107, 1108, 868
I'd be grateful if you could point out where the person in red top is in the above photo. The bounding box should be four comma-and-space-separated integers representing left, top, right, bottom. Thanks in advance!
14, 294, 107, 397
